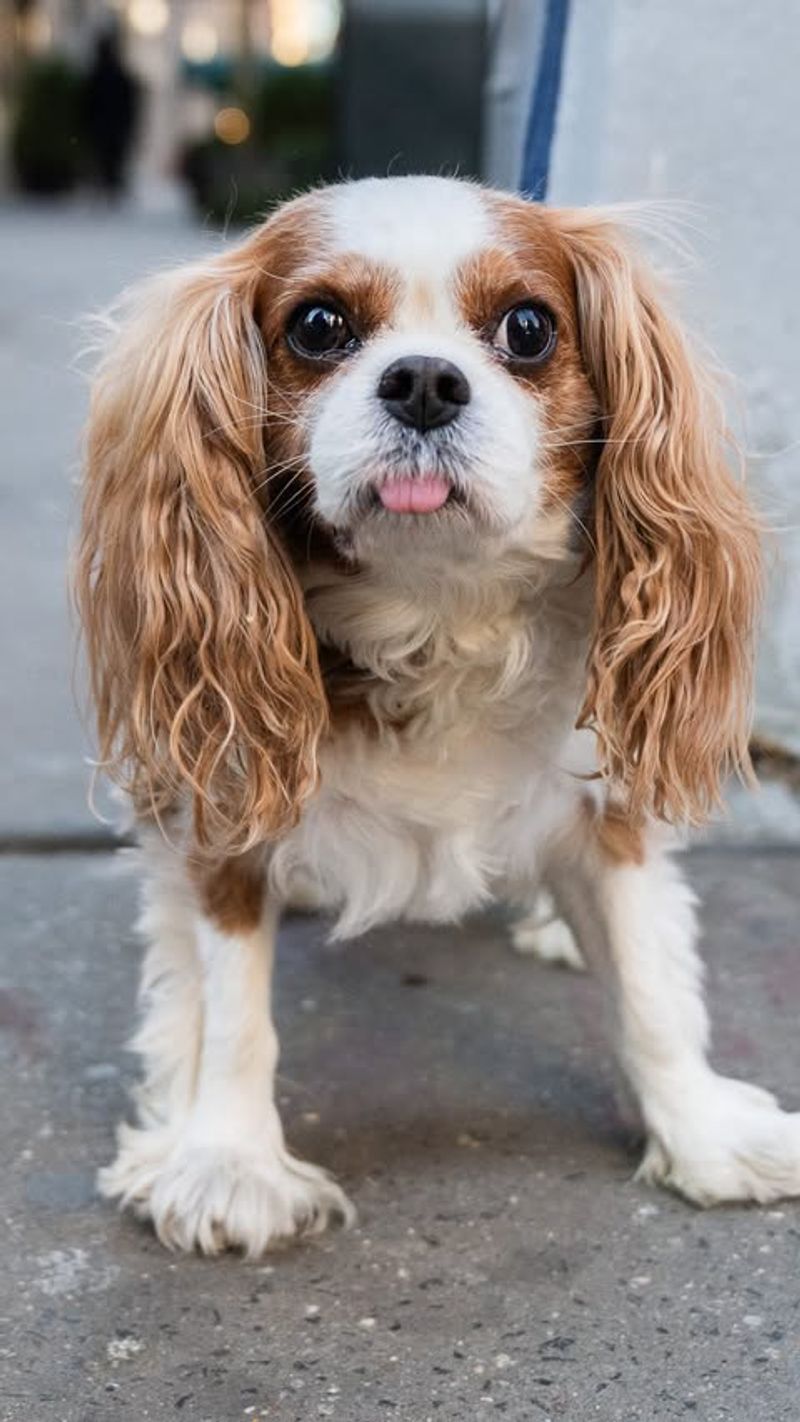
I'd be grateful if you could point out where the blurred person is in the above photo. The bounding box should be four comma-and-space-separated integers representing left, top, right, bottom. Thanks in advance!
84, 22, 140, 200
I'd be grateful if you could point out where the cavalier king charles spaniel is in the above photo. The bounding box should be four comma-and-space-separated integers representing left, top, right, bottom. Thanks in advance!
76, 175, 800, 1258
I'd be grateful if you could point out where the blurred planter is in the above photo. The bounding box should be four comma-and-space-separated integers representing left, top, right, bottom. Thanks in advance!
10, 56, 85, 195
250, 64, 334, 142
181, 63, 335, 224
181, 131, 331, 223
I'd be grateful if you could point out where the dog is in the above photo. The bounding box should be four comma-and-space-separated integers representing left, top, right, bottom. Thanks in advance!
76, 175, 800, 1257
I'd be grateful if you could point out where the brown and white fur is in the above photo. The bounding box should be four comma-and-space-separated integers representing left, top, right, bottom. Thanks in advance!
76, 176, 800, 1258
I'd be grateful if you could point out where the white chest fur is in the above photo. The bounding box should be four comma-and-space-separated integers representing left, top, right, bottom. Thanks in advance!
269, 559, 592, 938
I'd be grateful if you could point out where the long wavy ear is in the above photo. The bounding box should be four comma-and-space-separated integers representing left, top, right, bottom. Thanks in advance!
558, 211, 761, 824
76, 245, 326, 852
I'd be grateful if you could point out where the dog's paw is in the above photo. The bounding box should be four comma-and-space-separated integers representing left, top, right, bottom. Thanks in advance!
511, 906, 584, 970
99, 1123, 354, 1256
98, 1121, 177, 1208
638, 1076, 800, 1206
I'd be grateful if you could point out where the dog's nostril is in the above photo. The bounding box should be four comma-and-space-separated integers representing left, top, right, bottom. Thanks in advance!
377, 355, 471, 432
436, 368, 470, 407
377, 365, 415, 403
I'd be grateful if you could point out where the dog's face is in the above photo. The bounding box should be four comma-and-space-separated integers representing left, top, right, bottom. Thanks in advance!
258, 177, 597, 565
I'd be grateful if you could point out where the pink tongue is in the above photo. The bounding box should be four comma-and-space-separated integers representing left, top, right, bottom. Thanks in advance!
378, 475, 451, 514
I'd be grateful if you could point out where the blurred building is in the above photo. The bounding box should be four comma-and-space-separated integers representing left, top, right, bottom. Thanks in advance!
341, 0, 486, 179
2, 0, 344, 198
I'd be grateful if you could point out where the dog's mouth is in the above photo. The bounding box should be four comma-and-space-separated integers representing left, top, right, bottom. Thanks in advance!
377, 474, 452, 514
331, 469, 501, 559
364, 473, 467, 518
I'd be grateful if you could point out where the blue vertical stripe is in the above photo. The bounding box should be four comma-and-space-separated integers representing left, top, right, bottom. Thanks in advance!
519, 0, 571, 199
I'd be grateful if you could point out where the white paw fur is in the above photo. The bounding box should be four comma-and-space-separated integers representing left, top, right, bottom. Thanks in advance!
511, 895, 585, 970
638, 1075, 800, 1206
99, 1122, 355, 1257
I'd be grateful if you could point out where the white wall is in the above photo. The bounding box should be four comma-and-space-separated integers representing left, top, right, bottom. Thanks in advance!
549, 0, 800, 763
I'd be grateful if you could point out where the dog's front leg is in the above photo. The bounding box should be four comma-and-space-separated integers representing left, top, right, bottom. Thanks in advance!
548, 827, 800, 1206
101, 848, 353, 1256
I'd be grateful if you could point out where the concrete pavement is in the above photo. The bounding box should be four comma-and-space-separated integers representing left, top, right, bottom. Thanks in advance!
0, 202, 214, 839
1, 200, 799, 1421
2, 849, 800, 1421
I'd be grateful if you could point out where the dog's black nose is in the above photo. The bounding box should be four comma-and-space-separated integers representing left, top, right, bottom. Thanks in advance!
377, 356, 471, 432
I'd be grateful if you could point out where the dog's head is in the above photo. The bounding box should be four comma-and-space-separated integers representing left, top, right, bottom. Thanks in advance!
77, 176, 760, 850
257, 177, 596, 567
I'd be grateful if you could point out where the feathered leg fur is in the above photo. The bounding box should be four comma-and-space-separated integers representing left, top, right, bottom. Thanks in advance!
548, 826, 800, 1205
99, 835, 353, 1255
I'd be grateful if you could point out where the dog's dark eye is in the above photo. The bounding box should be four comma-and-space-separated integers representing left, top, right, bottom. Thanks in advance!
494, 303, 556, 363
287, 303, 357, 359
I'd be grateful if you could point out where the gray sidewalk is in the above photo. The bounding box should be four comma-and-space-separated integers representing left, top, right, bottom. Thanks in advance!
1, 203, 799, 1421
3, 850, 800, 1421
0, 202, 214, 839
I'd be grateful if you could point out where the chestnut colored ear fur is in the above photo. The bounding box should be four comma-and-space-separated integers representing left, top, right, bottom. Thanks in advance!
76, 244, 326, 852
558, 211, 761, 824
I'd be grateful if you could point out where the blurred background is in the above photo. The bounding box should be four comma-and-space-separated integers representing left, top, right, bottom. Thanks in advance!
0, 0, 493, 217
0, 0, 798, 844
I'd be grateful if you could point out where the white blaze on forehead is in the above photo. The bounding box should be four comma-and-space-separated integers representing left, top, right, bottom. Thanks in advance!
306, 178, 543, 544
329, 176, 491, 279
